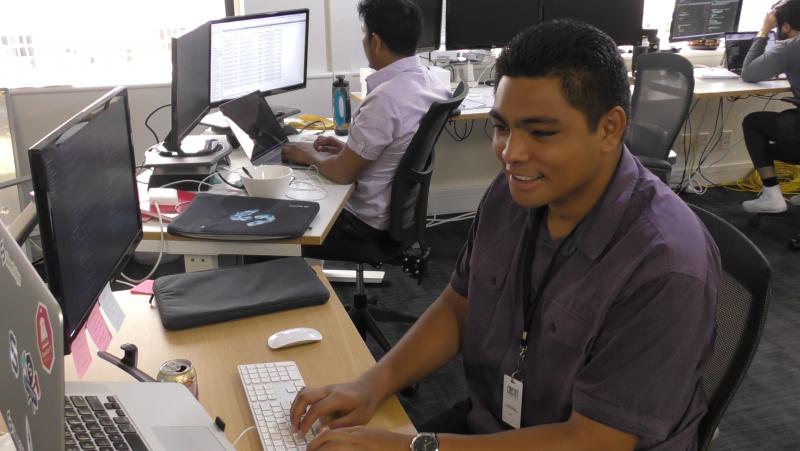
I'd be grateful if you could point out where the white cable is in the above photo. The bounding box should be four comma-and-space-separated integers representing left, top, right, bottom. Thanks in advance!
232, 426, 257, 448
115, 280, 136, 288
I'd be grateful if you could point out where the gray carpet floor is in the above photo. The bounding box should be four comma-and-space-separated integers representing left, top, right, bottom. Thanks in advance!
123, 186, 800, 449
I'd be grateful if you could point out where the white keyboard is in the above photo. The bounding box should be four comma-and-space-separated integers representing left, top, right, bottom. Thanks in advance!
237, 361, 318, 451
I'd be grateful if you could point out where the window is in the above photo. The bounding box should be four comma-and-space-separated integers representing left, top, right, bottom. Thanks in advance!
0, 0, 225, 88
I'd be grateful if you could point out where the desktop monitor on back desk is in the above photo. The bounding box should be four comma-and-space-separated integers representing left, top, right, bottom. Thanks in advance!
445, 0, 542, 50
540, 0, 645, 46
28, 86, 142, 353
409, 0, 443, 51
670, 0, 744, 42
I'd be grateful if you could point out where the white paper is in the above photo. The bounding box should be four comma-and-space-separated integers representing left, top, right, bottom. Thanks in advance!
98, 283, 125, 331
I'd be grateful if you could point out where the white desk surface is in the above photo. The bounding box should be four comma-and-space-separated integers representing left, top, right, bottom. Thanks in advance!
351, 76, 792, 122
137, 139, 353, 257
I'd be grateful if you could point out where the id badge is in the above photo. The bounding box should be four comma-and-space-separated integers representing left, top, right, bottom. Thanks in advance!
502, 374, 524, 429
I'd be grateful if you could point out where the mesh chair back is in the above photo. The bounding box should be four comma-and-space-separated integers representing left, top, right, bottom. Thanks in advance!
387, 82, 468, 244
627, 53, 694, 160
689, 205, 771, 451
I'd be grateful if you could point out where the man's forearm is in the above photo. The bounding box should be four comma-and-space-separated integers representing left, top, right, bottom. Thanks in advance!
360, 285, 466, 401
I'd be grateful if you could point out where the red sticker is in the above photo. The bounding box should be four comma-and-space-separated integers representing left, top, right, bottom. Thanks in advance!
35, 303, 54, 374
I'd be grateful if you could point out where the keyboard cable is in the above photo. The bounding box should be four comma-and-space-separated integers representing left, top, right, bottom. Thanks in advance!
232, 425, 257, 449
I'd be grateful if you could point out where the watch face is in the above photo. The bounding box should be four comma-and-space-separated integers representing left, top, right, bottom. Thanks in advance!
413, 433, 438, 451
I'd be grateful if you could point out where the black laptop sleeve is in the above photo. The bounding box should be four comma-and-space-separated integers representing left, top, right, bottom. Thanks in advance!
153, 258, 330, 330
167, 193, 319, 240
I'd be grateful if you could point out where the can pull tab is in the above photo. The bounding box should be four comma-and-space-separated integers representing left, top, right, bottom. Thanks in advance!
98, 343, 157, 382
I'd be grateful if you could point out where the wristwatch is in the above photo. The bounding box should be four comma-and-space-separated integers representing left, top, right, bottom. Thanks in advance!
410, 432, 439, 451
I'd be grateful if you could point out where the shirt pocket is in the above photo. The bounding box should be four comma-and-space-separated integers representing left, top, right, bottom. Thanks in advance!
541, 301, 595, 354
466, 255, 510, 330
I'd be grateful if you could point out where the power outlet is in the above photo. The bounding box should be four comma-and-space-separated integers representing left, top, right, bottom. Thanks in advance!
720, 130, 733, 149
696, 132, 711, 150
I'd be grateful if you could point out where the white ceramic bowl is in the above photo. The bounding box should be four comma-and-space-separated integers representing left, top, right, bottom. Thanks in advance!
242, 165, 293, 199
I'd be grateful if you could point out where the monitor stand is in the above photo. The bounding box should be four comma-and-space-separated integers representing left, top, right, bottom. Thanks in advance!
145, 135, 233, 191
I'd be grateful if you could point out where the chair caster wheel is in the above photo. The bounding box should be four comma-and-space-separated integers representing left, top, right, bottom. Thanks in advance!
749, 215, 762, 228
788, 237, 800, 251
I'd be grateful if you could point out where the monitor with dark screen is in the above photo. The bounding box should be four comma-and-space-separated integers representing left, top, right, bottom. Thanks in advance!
445, 0, 542, 50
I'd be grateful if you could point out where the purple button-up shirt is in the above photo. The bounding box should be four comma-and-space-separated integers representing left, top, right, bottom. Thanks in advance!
450, 148, 720, 450
345, 56, 450, 230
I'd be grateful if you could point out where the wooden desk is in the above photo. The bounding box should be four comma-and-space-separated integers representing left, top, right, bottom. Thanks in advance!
61, 268, 414, 450
137, 154, 354, 271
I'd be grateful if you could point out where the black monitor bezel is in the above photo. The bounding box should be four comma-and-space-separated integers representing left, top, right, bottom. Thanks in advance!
669, 0, 744, 42
539, 0, 645, 46
445, 0, 543, 50
165, 23, 212, 153
28, 86, 142, 353
411, 0, 443, 52
208, 9, 310, 107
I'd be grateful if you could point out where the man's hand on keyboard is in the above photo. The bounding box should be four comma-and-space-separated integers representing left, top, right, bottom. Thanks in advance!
290, 380, 381, 437
306, 426, 412, 451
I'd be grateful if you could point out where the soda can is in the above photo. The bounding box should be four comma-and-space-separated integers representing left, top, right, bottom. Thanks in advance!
157, 359, 198, 398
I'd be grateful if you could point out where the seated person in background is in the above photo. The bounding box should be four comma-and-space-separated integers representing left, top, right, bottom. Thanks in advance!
289, 20, 721, 451
740, 0, 800, 213
282, 0, 450, 248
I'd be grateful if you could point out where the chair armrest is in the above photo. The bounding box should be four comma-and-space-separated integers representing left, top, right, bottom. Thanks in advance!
449, 109, 462, 119
780, 97, 800, 107
636, 155, 672, 172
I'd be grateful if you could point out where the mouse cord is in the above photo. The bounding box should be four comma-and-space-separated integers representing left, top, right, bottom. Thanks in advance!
233, 426, 257, 448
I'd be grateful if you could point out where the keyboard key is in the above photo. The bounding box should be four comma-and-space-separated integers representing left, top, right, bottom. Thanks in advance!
79, 440, 96, 449
113, 416, 130, 424
113, 442, 130, 450
87, 396, 105, 411
118, 424, 135, 434
108, 433, 124, 443
71, 396, 89, 407
123, 433, 148, 451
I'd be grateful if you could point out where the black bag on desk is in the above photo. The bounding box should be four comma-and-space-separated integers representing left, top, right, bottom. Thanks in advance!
167, 193, 319, 240
153, 257, 330, 330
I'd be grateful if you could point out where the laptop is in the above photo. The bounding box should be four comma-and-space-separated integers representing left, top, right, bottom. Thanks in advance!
219, 91, 306, 168
0, 221, 235, 451
724, 31, 777, 74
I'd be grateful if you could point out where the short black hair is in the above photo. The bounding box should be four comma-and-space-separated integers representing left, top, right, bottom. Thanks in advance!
494, 20, 630, 131
776, 0, 800, 30
358, 0, 422, 56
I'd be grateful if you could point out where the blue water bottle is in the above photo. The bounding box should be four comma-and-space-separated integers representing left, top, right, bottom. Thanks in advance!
332, 75, 351, 136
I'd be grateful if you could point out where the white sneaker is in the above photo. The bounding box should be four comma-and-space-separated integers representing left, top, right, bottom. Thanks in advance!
742, 186, 787, 214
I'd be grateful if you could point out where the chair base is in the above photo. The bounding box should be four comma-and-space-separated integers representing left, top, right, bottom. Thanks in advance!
347, 294, 417, 353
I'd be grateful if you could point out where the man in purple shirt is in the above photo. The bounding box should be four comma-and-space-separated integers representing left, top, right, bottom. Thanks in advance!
283, 0, 450, 250
290, 20, 720, 451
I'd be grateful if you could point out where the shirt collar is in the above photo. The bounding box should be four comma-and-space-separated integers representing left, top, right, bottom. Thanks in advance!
530, 146, 641, 261
365, 55, 422, 93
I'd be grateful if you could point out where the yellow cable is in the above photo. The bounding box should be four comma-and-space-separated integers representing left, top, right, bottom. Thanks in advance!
722, 162, 800, 194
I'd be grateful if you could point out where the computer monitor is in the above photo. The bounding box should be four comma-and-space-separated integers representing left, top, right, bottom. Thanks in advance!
445, 0, 542, 50
161, 21, 212, 155
540, 0, 645, 46
670, 0, 744, 42
409, 0, 443, 51
209, 10, 309, 106
28, 86, 142, 353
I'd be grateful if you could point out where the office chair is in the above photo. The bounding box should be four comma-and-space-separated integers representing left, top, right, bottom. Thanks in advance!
627, 52, 695, 185
306, 82, 468, 353
688, 204, 771, 451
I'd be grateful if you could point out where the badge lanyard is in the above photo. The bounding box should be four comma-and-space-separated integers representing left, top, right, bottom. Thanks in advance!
510, 208, 579, 381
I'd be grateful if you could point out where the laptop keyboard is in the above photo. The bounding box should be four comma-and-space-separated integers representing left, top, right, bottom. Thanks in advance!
64, 395, 147, 451
237, 361, 319, 450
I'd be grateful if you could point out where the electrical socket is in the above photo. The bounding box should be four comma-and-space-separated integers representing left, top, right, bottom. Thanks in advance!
720, 130, 733, 149
697, 132, 711, 150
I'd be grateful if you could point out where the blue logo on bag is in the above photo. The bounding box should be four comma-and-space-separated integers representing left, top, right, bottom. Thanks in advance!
230, 210, 276, 227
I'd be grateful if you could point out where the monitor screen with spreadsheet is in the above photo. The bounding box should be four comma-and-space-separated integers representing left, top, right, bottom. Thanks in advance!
670, 0, 744, 42
209, 9, 309, 106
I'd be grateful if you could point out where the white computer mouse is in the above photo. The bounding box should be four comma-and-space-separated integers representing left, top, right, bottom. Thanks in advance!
267, 327, 323, 350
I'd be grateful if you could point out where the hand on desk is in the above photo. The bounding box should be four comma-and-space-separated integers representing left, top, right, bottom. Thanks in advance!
306, 426, 411, 451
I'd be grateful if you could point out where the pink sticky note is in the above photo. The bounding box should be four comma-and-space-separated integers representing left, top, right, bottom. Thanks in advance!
86, 304, 112, 352
131, 280, 154, 296
71, 327, 92, 379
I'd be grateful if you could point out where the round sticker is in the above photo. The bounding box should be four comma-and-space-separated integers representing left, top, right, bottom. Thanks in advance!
9, 330, 19, 378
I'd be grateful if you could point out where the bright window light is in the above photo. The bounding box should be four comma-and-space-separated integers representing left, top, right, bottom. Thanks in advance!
0, 0, 225, 88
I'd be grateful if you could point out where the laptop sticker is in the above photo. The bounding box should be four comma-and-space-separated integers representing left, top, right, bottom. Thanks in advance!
34, 303, 54, 374
9, 330, 19, 378
5, 409, 24, 450
86, 303, 112, 352
229, 209, 277, 227
25, 416, 33, 451
20, 351, 41, 414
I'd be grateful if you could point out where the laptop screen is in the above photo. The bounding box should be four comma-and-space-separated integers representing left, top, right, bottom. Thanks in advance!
725, 31, 777, 72
219, 92, 287, 163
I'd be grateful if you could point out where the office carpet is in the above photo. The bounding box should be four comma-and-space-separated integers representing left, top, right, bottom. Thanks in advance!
123, 186, 800, 449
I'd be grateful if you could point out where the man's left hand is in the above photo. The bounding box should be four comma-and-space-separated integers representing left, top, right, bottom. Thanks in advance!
282, 142, 315, 165
306, 426, 412, 451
